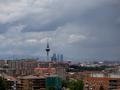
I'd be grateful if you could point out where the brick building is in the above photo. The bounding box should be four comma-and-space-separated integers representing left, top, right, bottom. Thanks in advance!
84, 77, 120, 90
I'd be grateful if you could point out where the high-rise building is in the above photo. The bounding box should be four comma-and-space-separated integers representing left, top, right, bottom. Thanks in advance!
51, 53, 57, 62
57, 54, 60, 61
60, 54, 63, 62
51, 54, 64, 62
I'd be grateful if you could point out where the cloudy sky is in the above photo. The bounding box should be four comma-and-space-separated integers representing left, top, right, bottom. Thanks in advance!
0, 0, 120, 61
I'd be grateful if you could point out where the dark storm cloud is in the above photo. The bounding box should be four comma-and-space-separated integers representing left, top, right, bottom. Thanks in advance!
79, 2, 120, 48
0, 0, 119, 60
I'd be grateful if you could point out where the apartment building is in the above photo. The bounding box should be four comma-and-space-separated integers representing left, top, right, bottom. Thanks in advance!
84, 73, 120, 90
17, 75, 46, 90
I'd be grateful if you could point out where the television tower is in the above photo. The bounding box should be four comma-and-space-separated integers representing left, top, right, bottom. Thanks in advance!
46, 42, 50, 61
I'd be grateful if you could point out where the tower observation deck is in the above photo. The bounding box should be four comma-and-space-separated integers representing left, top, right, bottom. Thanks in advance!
46, 42, 50, 61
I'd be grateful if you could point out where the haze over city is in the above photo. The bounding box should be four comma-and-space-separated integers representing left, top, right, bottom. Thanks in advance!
0, 0, 120, 61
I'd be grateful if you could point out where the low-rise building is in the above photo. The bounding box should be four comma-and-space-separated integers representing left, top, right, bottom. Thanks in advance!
34, 67, 56, 75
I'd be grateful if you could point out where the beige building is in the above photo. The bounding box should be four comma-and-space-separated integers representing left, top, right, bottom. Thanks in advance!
7, 60, 38, 76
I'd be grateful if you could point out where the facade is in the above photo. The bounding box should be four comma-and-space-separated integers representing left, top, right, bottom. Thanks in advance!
0, 60, 6, 67
0, 65, 16, 76
16, 75, 62, 90
37, 62, 67, 80
84, 73, 120, 90
7, 60, 38, 76
0, 60, 38, 76
17, 75, 46, 90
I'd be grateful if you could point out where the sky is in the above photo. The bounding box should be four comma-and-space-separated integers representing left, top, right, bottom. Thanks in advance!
0, 0, 120, 61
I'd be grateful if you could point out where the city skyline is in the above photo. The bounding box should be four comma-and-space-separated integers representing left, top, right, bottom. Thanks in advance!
0, 0, 120, 61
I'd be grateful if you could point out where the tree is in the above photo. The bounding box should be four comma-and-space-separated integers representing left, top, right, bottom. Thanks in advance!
49, 87, 55, 90
62, 79, 84, 90
99, 85, 104, 90
76, 80, 84, 90
0, 77, 6, 90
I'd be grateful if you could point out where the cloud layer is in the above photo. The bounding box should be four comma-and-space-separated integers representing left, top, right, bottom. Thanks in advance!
0, 0, 120, 61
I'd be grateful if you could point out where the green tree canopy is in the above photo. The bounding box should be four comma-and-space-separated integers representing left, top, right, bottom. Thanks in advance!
62, 79, 84, 90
